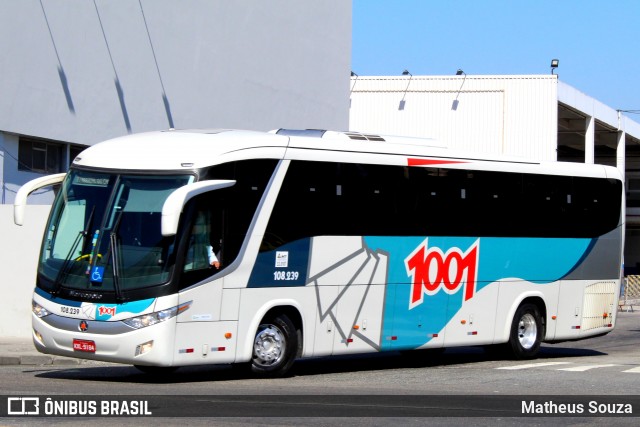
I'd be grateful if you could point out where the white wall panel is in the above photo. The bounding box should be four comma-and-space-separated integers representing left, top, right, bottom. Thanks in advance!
0, 205, 51, 337
350, 75, 558, 162
0, 0, 351, 145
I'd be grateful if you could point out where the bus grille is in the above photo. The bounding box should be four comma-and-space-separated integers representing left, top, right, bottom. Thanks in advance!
581, 281, 616, 330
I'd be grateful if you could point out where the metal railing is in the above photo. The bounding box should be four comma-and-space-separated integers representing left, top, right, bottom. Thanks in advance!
620, 275, 640, 312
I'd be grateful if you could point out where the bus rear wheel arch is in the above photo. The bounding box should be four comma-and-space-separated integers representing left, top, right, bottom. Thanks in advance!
507, 301, 545, 359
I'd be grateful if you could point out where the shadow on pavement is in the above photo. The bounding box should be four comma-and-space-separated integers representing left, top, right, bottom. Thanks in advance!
32, 343, 606, 385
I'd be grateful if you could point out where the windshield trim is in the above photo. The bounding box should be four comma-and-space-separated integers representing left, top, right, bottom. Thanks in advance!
37, 169, 195, 303
69, 164, 199, 179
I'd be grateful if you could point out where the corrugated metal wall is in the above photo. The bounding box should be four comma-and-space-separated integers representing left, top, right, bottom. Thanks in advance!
349, 75, 558, 161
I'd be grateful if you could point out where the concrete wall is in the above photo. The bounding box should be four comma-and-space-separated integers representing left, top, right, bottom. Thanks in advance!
0, 0, 351, 145
0, 205, 50, 337
0, 0, 351, 204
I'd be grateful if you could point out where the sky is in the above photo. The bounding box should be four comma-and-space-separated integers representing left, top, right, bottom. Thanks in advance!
352, 0, 640, 114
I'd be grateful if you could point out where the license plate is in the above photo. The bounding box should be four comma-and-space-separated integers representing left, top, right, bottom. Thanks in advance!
73, 339, 96, 353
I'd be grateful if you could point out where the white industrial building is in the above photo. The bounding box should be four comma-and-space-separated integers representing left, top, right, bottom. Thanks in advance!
349, 74, 640, 274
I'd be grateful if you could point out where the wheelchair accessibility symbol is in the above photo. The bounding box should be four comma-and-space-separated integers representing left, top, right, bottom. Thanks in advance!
90, 266, 105, 283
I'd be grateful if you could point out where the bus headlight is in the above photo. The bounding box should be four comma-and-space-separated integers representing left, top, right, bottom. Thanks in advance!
32, 301, 51, 318
122, 301, 191, 329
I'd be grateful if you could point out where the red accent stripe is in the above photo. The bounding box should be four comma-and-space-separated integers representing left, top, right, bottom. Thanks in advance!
407, 158, 468, 167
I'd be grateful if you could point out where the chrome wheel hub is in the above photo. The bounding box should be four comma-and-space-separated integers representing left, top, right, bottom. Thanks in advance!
253, 325, 285, 366
518, 313, 537, 349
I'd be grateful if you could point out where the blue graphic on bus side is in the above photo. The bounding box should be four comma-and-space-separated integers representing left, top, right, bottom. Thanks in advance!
245, 234, 597, 350
248, 238, 310, 287
362, 236, 594, 350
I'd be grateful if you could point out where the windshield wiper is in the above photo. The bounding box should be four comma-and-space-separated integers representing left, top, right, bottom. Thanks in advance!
109, 231, 123, 302
100, 208, 125, 302
51, 206, 95, 296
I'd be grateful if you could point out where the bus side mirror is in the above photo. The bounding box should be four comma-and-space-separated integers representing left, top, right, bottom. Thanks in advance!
161, 180, 236, 237
14, 173, 66, 226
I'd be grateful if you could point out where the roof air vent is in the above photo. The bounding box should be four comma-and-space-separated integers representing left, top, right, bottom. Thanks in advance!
344, 132, 386, 142
275, 129, 327, 138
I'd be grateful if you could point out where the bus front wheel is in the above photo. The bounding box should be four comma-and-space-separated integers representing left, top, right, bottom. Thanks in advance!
508, 303, 543, 359
250, 313, 297, 377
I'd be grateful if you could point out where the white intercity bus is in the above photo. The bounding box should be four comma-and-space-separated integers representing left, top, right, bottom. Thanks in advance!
15, 128, 625, 376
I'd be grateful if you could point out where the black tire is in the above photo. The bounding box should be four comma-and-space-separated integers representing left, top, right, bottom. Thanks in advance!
507, 303, 543, 359
133, 365, 179, 375
250, 313, 298, 377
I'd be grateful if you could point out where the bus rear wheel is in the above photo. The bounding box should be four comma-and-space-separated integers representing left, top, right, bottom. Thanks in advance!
250, 313, 297, 377
508, 303, 543, 359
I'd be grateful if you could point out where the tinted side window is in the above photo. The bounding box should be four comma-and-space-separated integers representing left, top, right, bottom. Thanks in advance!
569, 177, 622, 237
261, 160, 622, 251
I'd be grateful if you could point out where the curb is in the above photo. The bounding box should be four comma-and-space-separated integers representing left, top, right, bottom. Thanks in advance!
0, 354, 84, 366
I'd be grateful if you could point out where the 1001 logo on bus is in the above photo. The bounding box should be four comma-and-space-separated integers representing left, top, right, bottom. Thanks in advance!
405, 239, 480, 309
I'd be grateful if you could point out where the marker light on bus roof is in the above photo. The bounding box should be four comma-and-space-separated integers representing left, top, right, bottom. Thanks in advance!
122, 301, 192, 329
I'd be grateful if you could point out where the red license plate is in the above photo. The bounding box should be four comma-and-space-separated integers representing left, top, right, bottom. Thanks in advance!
73, 339, 96, 353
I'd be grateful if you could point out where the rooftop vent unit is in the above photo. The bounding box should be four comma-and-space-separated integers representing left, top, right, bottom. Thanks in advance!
274, 129, 386, 142
342, 132, 386, 142
274, 129, 443, 148
274, 129, 327, 138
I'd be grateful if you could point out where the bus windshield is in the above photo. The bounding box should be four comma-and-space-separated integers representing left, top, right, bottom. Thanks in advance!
37, 169, 193, 298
